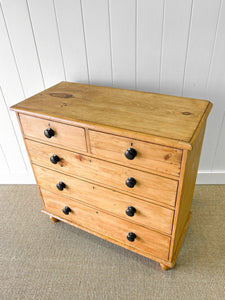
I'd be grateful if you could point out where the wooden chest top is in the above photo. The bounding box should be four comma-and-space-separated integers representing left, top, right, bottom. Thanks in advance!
11, 81, 212, 150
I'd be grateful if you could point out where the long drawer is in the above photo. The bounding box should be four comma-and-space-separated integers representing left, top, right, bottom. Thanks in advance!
27, 139, 178, 206
89, 130, 182, 177
20, 114, 87, 152
34, 165, 174, 234
41, 189, 171, 261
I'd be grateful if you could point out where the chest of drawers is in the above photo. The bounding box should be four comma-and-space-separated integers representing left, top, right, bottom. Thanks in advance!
11, 82, 212, 270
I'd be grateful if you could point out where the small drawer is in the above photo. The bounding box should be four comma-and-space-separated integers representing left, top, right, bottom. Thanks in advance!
27, 140, 178, 206
89, 130, 182, 177
20, 114, 87, 152
34, 165, 174, 234
41, 189, 171, 261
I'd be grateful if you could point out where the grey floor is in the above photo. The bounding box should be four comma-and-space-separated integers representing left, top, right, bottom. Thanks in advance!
0, 185, 224, 300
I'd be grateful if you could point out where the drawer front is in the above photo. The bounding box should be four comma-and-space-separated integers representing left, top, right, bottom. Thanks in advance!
41, 189, 170, 261
20, 114, 87, 152
89, 130, 182, 177
34, 165, 174, 234
27, 140, 178, 206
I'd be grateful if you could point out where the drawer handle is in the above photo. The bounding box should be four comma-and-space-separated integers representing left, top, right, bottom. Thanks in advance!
50, 154, 60, 164
126, 206, 136, 217
126, 177, 136, 188
56, 181, 66, 191
44, 128, 55, 138
127, 232, 136, 242
62, 206, 71, 215
125, 148, 137, 160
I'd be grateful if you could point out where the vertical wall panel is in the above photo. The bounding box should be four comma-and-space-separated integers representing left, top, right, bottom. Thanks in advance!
136, 0, 164, 93
0, 5, 24, 107
0, 145, 9, 175
27, 0, 65, 87
213, 113, 225, 170
54, 0, 89, 83
206, 0, 225, 171
199, 107, 224, 171
160, 0, 192, 96
182, 0, 221, 99
199, 17, 225, 171
0, 5, 31, 174
1, 0, 44, 98
81, 0, 112, 85
109, 0, 136, 89
0, 88, 26, 173
182, 0, 222, 171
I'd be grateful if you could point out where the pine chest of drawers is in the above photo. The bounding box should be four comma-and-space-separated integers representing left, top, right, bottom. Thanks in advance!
11, 81, 212, 270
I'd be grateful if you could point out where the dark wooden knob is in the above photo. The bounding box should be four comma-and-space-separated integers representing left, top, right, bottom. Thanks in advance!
50, 154, 60, 164
126, 206, 136, 217
127, 232, 136, 242
125, 148, 137, 160
126, 177, 136, 188
62, 206, 71, 215
56, 181, 66, 191
44, 128, 55, 138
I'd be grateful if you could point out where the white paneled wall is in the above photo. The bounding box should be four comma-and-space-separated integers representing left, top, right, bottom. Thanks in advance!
0, 0, 225, 184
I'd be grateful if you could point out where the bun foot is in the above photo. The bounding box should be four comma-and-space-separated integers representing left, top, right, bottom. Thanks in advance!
160, 263, 170, 271
50, 216, 59, 223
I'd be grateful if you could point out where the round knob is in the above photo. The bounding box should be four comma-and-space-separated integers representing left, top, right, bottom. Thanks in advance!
50, 154, 60, 164
56, 181, 66, 191
126, 206, 136, 217
62, 206, 71, 215
44, 128, 55, 138
126, 177, 136, 188
127, 232, 136, 242
125, 148, 137, 160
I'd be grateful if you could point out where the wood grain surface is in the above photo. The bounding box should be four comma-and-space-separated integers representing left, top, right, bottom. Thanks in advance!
171, 122, 206, 259
26, 139, 178, 206
20, 113, 87, 152
89, 130, 182, 177
34, 164, 174, 234
11, 81, 212, 149
41, 188, 171, 261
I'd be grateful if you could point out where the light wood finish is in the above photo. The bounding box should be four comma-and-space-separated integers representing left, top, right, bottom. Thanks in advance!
49, 216, 59, 223
26, 139, 178, 206
20, 114, 87, 152
11, 81, 212, 270
43, 208, 175, 270
41, 189, 171, 261
160, 263, 170, 271
33, 165, 174, 234
89, 130, 182, 177
15, 113, 48, 210
171, 212, 192, 266
171, 122, 206, 258
85, 128, 91, 153
11, 81, 212, 150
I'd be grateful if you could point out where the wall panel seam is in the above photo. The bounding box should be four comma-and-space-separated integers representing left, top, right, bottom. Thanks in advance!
181, 0, 194, 97
211, 110, 225, 170
53, 0, 67, 81
25, 0, 46, 89
0, 144, 10, 171
107, 0, 114, 86
134, 0, 137, 90
205, 0, 223, 99
159, 0, 166, 92
0, 3, 26, 98
204, 0, 223, 171
80, 0, 90, 84
0, 87, 28, 171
